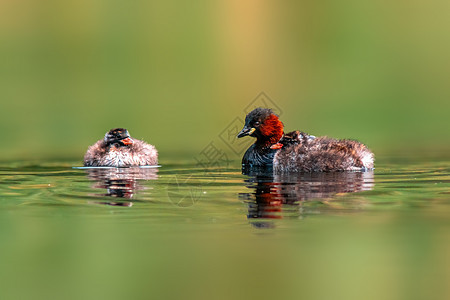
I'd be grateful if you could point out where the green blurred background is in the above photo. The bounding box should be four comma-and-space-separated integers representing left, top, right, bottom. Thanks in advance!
1, 0, 449, 160
1, 2, 450, 300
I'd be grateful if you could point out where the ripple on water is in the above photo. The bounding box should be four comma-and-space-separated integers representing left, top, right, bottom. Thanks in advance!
0, 159, 448, 222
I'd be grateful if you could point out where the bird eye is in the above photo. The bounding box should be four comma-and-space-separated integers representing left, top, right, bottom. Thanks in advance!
254, 121, 260, 126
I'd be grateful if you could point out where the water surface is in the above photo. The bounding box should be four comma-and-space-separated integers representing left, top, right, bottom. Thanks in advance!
0, 157, 449, 300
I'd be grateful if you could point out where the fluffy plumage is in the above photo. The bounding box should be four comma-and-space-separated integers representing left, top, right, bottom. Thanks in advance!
84, 128, 158, 167
274, 135, 374, 172
237, 108, 374, 172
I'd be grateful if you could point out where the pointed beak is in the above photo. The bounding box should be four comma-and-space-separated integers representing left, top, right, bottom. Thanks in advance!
121, 137, 133, 145
237, 126, 256, 138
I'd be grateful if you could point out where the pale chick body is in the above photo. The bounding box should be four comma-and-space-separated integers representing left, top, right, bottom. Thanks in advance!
84, 128, 158, 167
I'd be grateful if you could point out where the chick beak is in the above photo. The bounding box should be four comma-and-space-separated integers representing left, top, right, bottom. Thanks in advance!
121, 137, 133, 145
237, 127, 256, 138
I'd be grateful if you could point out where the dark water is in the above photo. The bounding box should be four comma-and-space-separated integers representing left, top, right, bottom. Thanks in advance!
0, 157, 449, 300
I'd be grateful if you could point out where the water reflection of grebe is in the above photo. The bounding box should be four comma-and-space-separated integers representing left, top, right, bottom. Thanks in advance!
240, 171, 374, 228
85, 167, 158, 206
